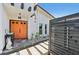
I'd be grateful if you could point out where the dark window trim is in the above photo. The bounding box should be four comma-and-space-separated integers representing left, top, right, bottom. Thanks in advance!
11, 3, 14, 6
28, 6, 32, 12
45, 24, 47, 34
18, 16, 21, 19
21, 3, 24, 9
39, 24, 43, 35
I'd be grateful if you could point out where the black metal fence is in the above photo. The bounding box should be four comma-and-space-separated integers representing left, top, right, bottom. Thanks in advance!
49, 16, 79, 55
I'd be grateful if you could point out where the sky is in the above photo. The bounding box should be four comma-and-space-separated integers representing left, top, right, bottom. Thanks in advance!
38, 3, 79, 18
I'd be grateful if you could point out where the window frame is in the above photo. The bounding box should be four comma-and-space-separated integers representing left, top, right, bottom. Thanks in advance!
11, 3, 14, 6
21, 3, 24, 9
39, 24, 43, 35
28, 6, 32, 12
45, 24, 47, 34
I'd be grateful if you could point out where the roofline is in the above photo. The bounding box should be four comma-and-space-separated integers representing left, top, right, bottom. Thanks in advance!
37, 5, 55, 18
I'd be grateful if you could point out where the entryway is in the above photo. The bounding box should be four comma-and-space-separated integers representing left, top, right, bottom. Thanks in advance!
10, 20, 28, 40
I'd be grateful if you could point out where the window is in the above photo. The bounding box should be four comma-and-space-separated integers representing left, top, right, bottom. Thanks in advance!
45, 24, 47, 34
28, 6, 32, 12
18, 16, 21, 19
21, 3, 24, 9
39, 24, 42, 35
11, 3, 14, 6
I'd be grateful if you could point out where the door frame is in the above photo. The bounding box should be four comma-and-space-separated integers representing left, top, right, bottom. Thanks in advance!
9, 19, 28, 39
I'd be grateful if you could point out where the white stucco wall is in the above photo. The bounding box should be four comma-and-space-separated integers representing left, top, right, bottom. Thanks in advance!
15, 3, 33, 10
0, 4, 9, 53
37, 11, 50, 36
14, 3, 35, 15
28, 17, 37, 39
28, 9, 51, 39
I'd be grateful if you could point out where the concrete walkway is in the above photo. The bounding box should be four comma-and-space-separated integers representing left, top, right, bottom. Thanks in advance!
0, 36, 48, 55
10, 41, 48, 55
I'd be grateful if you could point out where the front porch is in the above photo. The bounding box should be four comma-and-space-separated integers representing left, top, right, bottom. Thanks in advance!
0, 36, 48, 55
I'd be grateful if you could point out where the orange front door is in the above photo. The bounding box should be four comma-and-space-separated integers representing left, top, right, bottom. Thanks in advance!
10, 20, 28, 39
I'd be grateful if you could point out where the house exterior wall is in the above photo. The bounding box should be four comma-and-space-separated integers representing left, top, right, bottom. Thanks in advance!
4, 3, 53, 39
3, 3, 29, 21
28, 6, 53, 39
0, 3, 54, 53
2, 3, 54, 40
4, 3, 36, 39
0, 3, 54, 40
28, 16, 38, 39
37, 12, 50, 37
0, 4, 9, 53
